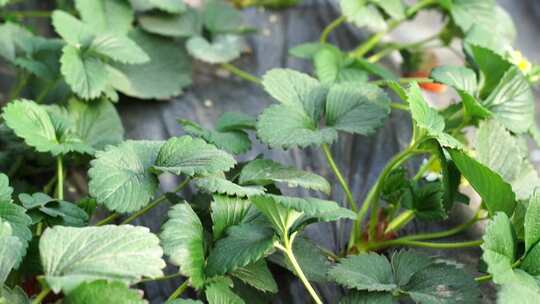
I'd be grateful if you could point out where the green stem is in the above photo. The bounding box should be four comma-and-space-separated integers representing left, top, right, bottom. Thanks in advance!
3, 10, 52, 18
406, 0, 437, 16
95, 213, 121, 226
56, 156, 64, 201
220, 63, 262, 85
167, 280, 190, 302
321, 144, 357, 212
367, 34, 440, 63
372, 77, 434, 86
368, 239, 483, 251
320, 16, 346, 43
31, 287, 51, 304
402, 209, 484, 241
120, 178, 191, 225
391, 103, 410, 112
277, 233, 323, 304
385, 209, 415, 234
139, 272, 184, 284
474, 274, 492, 283
8, 72, 30, 101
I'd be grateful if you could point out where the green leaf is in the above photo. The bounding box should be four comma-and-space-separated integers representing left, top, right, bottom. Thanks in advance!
88, 140, 162, 213
90, 34, 149, 64
154, 136, 236, 176
205, 277, 245, 304
231, 260, 278, 293
521, 243, 540, 276
19, 193, 89, 227
239, 159, 330, 194
109, 29, 192, 99
340, 0, 386, 31
449, 149, 516, 216
497, 270, 540, 303
371, 0, 405, 20
250, 195, 303, 238
289, 42, 327, 59
149, 0, 186, 13
186, 35, 242, 64
51, 10, 94, 46
68, 98, 124, 151
203, 1, 244, 33
0, 286, 30, 304
325, 83, 391, 136
391, 250, 433, 287
481, 212, 516, 284
74, 0, 134, 34
431, 66, 477, 94
196, 176, 265, 198
403, 262, 480, 304
61, 45, 109, 100
328, 253, 397, 291
525, 191, 540, 253
314, 49, 368, 85
403, 182, 446, 221
206, 222, 274, 276
216, 112, 256, 131
161, 203, 206, 289
139, 9, 201, 38
0, 202, 32, 264
65, 280, 145, 304
0, 173, 13, 203
211, 195, 254, 240
178, 119, 251, 155
40, 225, 165, 293
481, 67, 534, 134
0, 222, 23, 285
465, 44, 512, 97
340, 291, 395, 304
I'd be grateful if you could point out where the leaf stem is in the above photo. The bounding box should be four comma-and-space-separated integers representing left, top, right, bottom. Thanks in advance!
402, 209, 484, 241
166, 280, 190, 302
95, 213, 121, 226
474, 274, 492, 283
2, 10, 52, 18
320, 16, 346, 43
321, 143, 357, 213
138, 272, 184, 284
31, 287, 50, 304
367, 239, 483, 251
390, 103, 410, 112
56, 156, 64, 201
413, 155, 436, 181
219, 63, 262, 85
278, 233, 323, 304
120, 178, 191, 225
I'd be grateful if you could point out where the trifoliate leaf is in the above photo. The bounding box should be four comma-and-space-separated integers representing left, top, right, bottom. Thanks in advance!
90, 34, 149, 64
0, 202, 32, 265
339, 291, 395, 304
340, 0, 386, 31
325, 83, 391, 135
206, 222, 274, 276
139, 9, 201, 38
89, 141, 162, 213
391, 250, 433, 287
481, 213, 517, 284
61, 45, 109, 100
231, 260, 278, 293
449, 149, 516, 216
68, 98, 124, 151
0, 222, 22, 285
109, 29, 192, 99
154, 136, 236, 176
195, 176, 265, 198
65, 280, 145, 304
40, 225, 165, 293
328, 253, 397, 291
239, 159, 330, 194
211, 195, 254, 240
0, 286, 30, 304
205, 277, 245, 304
403, 262, 480, 304
0, 173, 12, 203
525, 191, 540, 253
431, 66, 477, 94
186, 35, 242, 64
161, 203, 206, 289
481, 67, 534, 134
497, 270, 540, 303
51, 10, 94, 46
250, 195, 303, 238
74, 0, 134, 35
178, 119, 251, 155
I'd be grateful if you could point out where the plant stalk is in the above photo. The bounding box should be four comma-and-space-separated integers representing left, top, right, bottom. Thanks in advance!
367, 239, 483, 251
167, 280, 190, 302
320, 16, 346, 43
321, 144, 357, 212
31, 287, 51, 304
56, 156, 64, 200
220, 63, 262, 85
402, 209, 484, 241
95, 213, 121, 226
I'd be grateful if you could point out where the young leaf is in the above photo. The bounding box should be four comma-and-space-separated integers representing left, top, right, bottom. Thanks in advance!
74, 0, 134, 35
90, 34, 149, 64
109, 29, 192, 99
325, 83, 391, 136
196, 176, 265, 198
448, 149, 516, 216
328, 253, 397, 291
40, 225, 165, 293
161, 203, 206, 289
206, 222, 275, 276
211, 195, 253, 240
205, 277, 245, 304
51, 10, 94, 46
186, 35, 242, 64
231, 260, 278, 293
430, 66, 477, 94
250, 195, 303, 238
153, 136, 236, 176
481, 212, 517, 284
402, 182, 447, 221
65, 280, 145, 304
60, 45, 110, 100
88, 141, 162, 213
239, 159, 331, 194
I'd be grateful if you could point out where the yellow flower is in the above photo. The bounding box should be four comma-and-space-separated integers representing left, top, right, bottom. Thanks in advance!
508, 50, 532, 74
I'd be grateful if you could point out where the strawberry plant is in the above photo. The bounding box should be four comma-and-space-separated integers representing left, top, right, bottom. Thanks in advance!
1, 0, 540, 303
